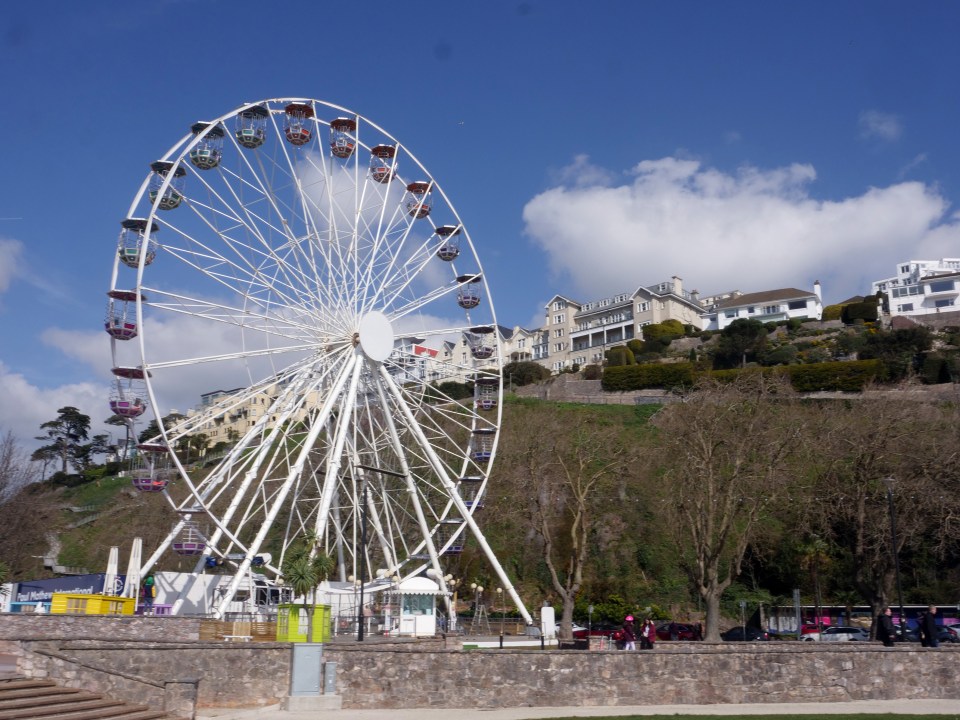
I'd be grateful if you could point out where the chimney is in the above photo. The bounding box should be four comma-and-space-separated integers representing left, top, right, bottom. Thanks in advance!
672, 276, 683, 295
813, 280, 822, 301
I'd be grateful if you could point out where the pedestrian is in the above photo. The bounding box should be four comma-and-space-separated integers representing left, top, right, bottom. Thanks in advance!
918, 605, 939, 648
875, 606, 895, 647
640, 617, 657, 650
142, 574, 156, 615
621, 615, 637, 651
669, 620, 679, 641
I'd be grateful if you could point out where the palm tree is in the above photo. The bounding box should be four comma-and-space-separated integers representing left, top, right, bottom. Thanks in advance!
281, 540, 334, 642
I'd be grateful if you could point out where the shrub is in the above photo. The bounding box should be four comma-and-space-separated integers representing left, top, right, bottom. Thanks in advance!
605, 345, 635, 366
821, 304, 843, 321
582, 364, 603, 380
602, 362, 696, 391
760, 345, 798, 366
786, 360, 884, 392
841, 301, 879, 324
503, 361, 551, 386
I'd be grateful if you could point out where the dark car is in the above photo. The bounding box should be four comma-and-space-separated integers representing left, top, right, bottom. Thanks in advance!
896, 625, 960, 644
583, 621, 622, 638
655, 621, 703, 641
720, 626, 770, 642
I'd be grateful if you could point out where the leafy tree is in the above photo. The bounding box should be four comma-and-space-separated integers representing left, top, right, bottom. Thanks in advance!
502, 361, 550, 386
712, 319, 769, 369
640, 320, 684, 354
31, 406, 95, 477
859, 326, 933, 380
281, 534, 335, 642
650, 374, 807, 640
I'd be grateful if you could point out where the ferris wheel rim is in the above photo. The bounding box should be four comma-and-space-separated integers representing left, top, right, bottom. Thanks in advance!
107, 96, 512, 618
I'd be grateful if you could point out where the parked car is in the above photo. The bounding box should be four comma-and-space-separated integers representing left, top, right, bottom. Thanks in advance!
584, 621, 622, 638
720, 626, 770, 642
655, 621, 703, 641
896, 625, 960, 644
819, 626, 870, 642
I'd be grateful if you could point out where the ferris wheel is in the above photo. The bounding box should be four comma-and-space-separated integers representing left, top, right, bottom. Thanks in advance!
105, 97, 531, 622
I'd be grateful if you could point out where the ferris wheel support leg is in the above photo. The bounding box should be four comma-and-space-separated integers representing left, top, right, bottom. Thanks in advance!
309, 356, 365, 544
370, 371, 447, 605
379, 366, 533, 625
213, 354, 359, 618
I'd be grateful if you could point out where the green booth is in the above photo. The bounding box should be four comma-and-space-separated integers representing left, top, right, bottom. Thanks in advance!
276, 603, 332, 642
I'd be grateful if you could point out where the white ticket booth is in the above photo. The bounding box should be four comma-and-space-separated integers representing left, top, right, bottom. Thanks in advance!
397, 576, 439, 637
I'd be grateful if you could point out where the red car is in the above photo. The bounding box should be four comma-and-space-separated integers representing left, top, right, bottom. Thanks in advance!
656, 621, 703, 641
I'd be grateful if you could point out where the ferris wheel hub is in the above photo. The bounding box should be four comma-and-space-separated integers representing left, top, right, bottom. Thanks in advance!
357, 311, 394, 362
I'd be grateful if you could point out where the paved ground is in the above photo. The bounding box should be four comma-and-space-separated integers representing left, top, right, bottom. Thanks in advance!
196, 699, 960, 718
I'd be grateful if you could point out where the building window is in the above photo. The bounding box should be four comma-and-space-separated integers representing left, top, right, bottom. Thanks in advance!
724, 310, 737, 318
554, 313, 565, 323
554, 328, 564, 338
935, 299, 955, 308
552, 301, 564, 311
553, 342, 564, 352
898, 303, 914, 312
900, 264, 911, 274
637, 301, 649, 313
788, 300, 807, 310
763, 305, 780, 314
747, 306, 755, 314
929, 280, 955, 293
518, 338, 525, 349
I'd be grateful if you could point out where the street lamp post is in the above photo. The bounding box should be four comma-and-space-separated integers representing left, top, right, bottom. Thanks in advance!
884, 477, 907, 638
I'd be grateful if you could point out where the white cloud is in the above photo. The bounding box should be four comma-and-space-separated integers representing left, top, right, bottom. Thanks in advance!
859, 110, 902, 142
0, 361, 110, 448
0, 237, 23, 295
522, 155, 960, 305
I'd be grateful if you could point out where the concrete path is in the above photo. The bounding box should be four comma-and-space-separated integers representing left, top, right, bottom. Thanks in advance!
197, 698, 960, 719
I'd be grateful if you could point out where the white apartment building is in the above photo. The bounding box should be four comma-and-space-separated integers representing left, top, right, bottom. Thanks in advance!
871, 258, 960, 318
702, 282, 823, 331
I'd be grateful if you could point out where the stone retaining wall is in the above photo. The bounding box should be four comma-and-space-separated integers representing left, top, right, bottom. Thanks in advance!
322, 642, 960, 709
0, 614, 201, 642
3, 614, 959, 713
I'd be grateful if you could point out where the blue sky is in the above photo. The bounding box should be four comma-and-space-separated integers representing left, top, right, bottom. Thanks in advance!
1, 0, 959, 445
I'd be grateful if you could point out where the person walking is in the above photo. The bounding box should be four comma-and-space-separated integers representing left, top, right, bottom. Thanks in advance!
621, 615, 637, 651
875, 606, 896, 647
640, 617, 657, 650
919, 605, 939, 648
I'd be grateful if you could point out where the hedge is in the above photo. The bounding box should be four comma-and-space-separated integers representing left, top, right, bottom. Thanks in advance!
602, 362, 695, 391
785, 359, 884, 391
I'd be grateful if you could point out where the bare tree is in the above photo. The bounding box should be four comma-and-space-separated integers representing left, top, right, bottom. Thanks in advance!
804, 397, 960, 616
0, 430, 38, 502
651, 374, 807, 641
494, 402, 634, 639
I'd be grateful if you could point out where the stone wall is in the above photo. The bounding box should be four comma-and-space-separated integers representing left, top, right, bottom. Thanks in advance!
0, 614, 201, 642
3, 615, 959, 713
322, 643, 960, 709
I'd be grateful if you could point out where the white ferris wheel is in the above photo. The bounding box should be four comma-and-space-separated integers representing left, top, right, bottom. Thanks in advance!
105, 97, 530, 622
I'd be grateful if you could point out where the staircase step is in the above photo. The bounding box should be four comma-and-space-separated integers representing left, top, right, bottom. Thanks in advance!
0, 693, 112, 710
0, 677, 173, 720
0, 697, 125, 719
38, 709, 169, 720
0, 685, 82, 700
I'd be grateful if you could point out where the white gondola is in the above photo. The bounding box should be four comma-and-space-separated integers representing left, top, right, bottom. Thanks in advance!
117, 218, 158, 269
109, 366, 149, 418
329, 117, 357, 158
405, 181, 432, 219
189, 122, 224, 170
457, 274, 483, 310
104, 289, 144, 341
370, 144, 396, 183
235, 105, 269, 149
435, 225, 461, 261
283, 102, 314, 146
148, 161, 186, 210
